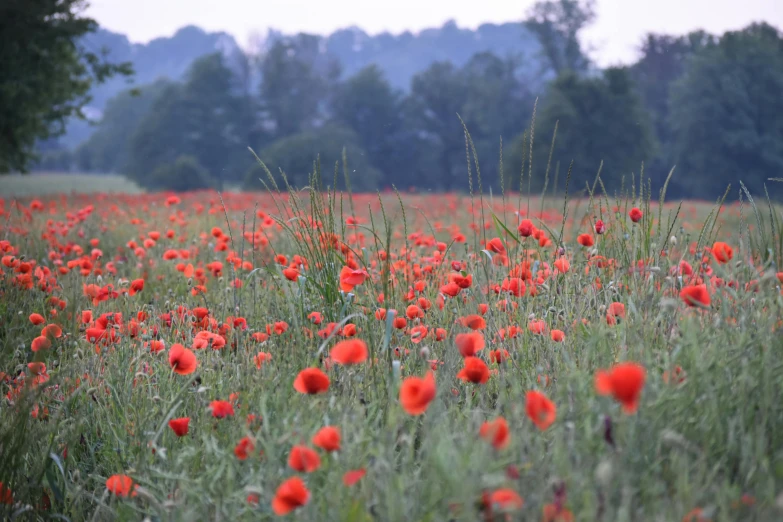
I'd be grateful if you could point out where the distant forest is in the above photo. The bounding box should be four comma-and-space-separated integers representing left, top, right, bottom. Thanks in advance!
35, 12, 783, 199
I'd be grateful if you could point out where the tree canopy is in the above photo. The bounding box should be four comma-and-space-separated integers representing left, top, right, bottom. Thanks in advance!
8, 0, 781, 199
0, 0, 131, 173
669, 23, 783, 198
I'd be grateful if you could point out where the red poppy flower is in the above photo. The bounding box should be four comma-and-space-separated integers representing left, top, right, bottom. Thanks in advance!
209, 400, 235, 419
282, 267, 300, 281
42, 324, 62, 339
29, 313, 45, 325
330, 339, 368, 365
487, 237, 506, 254
455, 331, 485, 357
31, 335, 51, 352
168, 343, 197, 375
680, 284, 711, 307
479, 417, 510, 449
542, 503, 575, 522
343, 469, 366, 486
339, 266, 368, 292
27, 362, 46, 375
0, 482, 13, 504
106, 474, 136, 497
528, 319, 547, 335
483, 488, 524, 512
457, 357, 490, 384
712, 242, 733, 263
449, 272, 473, 289
288, 445, 321, 472
193, 330, 226, 350
234, 437, 255, 460
312, 426, 341, 452
525, 390, 557, 430
0, 482, 14, 506
629, 207, 643, 223
607, 302, 625, 318
254, 351, 272, 368
399, 371, 436, 415
272, 476, 310, 515
554, 257, 570, 273
489, 349, 510, 363
168, 417, 190, 436
410, 325, 428, 344
577, 233, 594, 247
459, 314, 486, 330
293, 368, 330, 394
518, 219, 535, 237
406, 305, 424, 319
595, 362, 646, 414
501, 277, 526, 297
273, 321, 289, 335
663, 365, 687, 385
129, 279, 144, 296
681, 508, 710, 522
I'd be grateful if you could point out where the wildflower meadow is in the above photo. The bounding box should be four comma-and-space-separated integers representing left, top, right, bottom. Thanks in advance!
1, 162, 782, 521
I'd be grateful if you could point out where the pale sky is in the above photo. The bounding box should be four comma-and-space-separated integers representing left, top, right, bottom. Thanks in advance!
86, 0, 783, 66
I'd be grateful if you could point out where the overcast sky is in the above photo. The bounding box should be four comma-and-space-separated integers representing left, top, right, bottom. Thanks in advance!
86, 0, 783, 66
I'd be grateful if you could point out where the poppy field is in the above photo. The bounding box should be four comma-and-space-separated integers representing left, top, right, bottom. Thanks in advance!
1, 181, 782, 521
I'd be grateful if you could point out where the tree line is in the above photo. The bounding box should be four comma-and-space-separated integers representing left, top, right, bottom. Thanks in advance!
6, 1, 783, 199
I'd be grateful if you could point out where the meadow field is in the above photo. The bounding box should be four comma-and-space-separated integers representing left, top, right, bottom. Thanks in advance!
0, 173, 142, 198
1, 176, 782, 521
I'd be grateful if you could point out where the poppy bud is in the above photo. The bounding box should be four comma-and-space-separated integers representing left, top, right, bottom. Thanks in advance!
595, 459, 613, 486
603, 415, 615, 447
595, 220, 606, 234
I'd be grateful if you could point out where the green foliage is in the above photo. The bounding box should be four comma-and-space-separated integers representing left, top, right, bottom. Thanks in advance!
124, 83, 189, 188
524, 0, 595, 75
126, 53, 254, 188
259, 35, 341, 138
149, 155, 215, 192
13, 9, 782, 201
406, 62, 471, 191
331, 65, 408, 187
457, 53, 535, 187
50, 21, 546, 148
244, 125, 380, 191
0, 0, 132, 173
630, 32, 715, 179
509, 67, 656, 194
669, 23, 783, 199
36, 148, 74, 172
76, 80, 171, 173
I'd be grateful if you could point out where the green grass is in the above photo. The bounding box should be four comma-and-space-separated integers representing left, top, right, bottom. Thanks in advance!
0, 172, 142, 197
